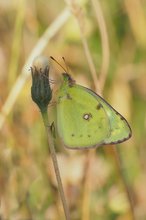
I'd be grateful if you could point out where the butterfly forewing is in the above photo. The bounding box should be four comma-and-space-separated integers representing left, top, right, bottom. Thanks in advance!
57, 85, 111, 149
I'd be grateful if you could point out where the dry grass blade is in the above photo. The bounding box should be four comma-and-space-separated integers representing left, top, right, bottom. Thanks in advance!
65, 0, 101, 94
91, 0, 110, 91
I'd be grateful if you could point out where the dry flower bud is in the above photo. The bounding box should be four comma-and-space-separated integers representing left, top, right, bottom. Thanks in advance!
31, 56, 52, 111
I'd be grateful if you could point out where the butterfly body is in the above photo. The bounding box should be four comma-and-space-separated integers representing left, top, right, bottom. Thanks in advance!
57, 73, 132, 149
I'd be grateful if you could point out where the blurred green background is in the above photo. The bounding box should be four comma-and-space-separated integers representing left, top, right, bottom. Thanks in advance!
0, 0, 146, 219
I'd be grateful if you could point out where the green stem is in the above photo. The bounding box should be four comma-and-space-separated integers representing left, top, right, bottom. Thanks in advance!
41, 108, 70, 220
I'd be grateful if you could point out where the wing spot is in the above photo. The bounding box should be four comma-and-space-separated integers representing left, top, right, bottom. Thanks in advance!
96, 103, 103, 110
120, 116, 124, 120
83, 113, 92, 121
71, 134, 75, 137
88, 134, 91, 137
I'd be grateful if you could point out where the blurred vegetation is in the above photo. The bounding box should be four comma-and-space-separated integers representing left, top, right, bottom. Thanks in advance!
0, 0, 146, 219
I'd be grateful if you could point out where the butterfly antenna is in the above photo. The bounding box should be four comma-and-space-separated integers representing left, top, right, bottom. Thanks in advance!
62, 57, 69, 73
50, 56, 67, 73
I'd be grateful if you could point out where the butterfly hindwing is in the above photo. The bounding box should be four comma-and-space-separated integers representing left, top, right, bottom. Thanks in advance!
84, 88, 132, 144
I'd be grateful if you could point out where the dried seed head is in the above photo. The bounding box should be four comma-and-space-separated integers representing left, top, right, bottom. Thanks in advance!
31, 56, 52, 111
33, 56, 49, 72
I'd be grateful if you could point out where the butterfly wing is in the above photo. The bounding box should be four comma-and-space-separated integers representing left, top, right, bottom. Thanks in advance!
57, 85, 110, 149
85, 87, 132, 145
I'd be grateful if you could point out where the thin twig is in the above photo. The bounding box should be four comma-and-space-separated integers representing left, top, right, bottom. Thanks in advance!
81, 150, 95, 220
91, 0, 110, 91
113, 146, 136, 220
41, 110, 70, 220
80, 36, 101, 93
65, 0, 101, 93
0, 7, 71, 130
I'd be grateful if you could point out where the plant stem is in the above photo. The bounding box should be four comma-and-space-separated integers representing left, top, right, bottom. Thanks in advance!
113, 146, 136, 220
41, 108, 70, 220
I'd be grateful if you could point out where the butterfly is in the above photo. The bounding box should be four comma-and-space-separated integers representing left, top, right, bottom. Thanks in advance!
53, 60, 132, 149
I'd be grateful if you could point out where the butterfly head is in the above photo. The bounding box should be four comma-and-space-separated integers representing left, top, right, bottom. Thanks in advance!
62, 73, 76, 87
